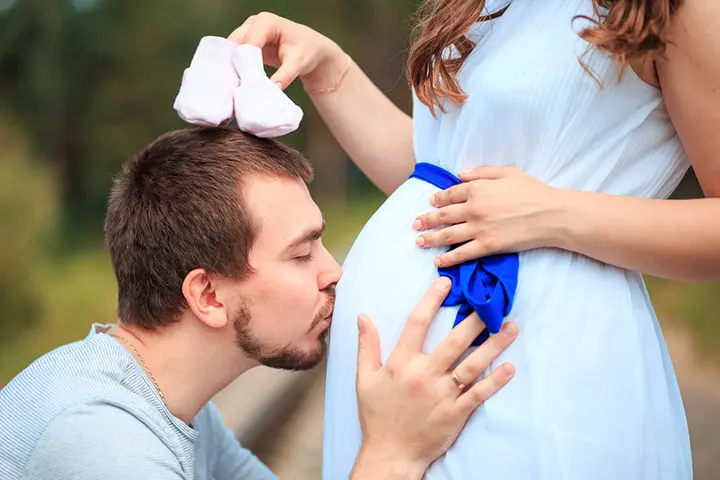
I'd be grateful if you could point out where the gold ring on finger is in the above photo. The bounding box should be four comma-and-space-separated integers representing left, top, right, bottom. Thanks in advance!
450, 371, 466, 391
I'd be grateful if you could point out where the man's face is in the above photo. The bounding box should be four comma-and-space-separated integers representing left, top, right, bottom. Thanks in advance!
230, 175, 342, 370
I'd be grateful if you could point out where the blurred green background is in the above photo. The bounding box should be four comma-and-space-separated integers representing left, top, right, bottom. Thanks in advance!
0, 0, 411, 380
0, 0, 718, 477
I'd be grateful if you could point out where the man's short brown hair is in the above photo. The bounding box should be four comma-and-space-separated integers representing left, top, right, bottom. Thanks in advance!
105, 127, 313, 329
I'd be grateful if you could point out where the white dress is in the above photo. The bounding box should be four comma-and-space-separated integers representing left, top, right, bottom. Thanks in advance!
322, 0, 693, 478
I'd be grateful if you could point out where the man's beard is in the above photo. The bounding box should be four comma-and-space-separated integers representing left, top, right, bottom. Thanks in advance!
232, 288, 335, 371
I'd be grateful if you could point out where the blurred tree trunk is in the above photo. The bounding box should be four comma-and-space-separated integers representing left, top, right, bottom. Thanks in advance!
305, 107, 347, 207
287, 0, 349, 206
305, 0, 420, 205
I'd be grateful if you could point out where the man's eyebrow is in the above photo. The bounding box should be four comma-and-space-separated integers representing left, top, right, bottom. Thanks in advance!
285, 220, 326, 251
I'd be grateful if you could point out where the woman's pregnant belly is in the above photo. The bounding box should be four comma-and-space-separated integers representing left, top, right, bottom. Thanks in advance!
322, 178, 690, 480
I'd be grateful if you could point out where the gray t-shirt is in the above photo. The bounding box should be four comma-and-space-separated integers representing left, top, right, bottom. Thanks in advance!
0, 324, 277, 480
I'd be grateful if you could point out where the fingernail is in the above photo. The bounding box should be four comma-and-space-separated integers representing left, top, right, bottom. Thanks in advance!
274, 81, 283, 90
415, 236, 425, 247
502, 322, 518, 336
502, 363, 516, 376
431, 195, 440, 206
433, 257, 442, 267
412, 219, 422, 230
357, 315, 366, 333
459, 170, 471, 176
436, 277, 451, 290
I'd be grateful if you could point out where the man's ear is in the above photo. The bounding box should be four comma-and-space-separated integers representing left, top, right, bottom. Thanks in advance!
182, 268, 228, 329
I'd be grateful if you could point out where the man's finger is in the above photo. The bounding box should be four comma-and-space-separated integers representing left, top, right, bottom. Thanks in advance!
391, 277, 451, 357
455, 361, 515, 414
356, 315, 382, 379
458, 166, 515, 182
430, 183, 470, 208
451, 322, 518, 386
428, 313, 486, 372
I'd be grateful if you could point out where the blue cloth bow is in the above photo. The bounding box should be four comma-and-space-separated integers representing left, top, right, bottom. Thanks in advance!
410, 162, 519, 346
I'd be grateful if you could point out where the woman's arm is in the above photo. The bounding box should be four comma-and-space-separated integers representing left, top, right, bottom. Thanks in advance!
230, 12, 415, 194
551, 193, 720, 281
414, 0, 720, 282
305, 56, 415, 195
417, 168, 720, 282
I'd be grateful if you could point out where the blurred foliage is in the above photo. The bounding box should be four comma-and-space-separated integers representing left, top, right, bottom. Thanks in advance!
0, 0, 418, 247
0, 0, 413, 380
0, 118, 54, 346
0, 248, 116, 382
645, 277, 720, 364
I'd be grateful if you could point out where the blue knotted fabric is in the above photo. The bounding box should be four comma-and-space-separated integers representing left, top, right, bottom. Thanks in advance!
410, 162, 519, 346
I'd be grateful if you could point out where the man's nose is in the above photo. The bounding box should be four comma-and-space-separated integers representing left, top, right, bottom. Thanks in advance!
318, 245, 342, 290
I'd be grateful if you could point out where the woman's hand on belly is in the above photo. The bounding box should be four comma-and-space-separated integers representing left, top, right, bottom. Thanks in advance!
414, 163, 720, 281
350, 277, 519, 479
412, 166, 563, 267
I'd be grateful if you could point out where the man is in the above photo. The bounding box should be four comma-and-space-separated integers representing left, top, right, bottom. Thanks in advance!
0, 127, 517, 479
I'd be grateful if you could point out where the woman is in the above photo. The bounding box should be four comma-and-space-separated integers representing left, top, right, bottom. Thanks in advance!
230, 0, 719, 478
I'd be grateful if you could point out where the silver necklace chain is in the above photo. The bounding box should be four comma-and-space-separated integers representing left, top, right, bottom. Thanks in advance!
107, 333, 165, 404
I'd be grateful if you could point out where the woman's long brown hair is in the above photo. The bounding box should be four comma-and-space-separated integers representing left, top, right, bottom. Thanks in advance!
408, 0, 683, 115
